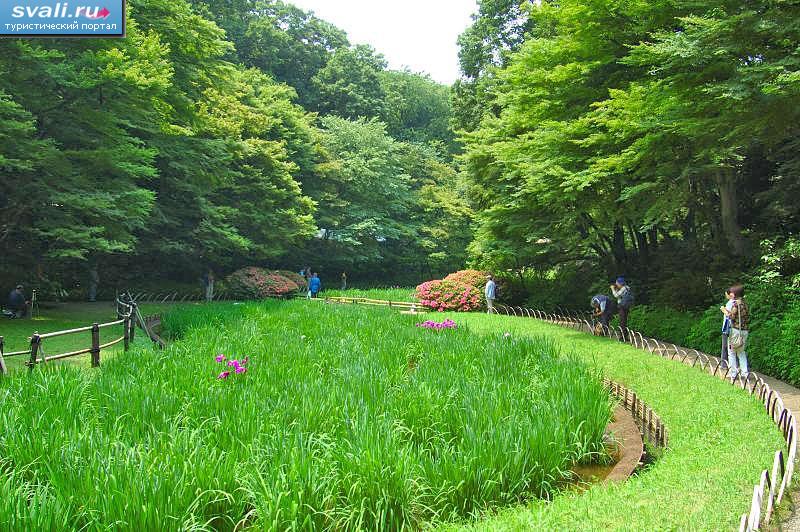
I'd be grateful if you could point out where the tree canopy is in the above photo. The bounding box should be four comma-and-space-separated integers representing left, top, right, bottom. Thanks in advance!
0, 0, 468, 294
457, 0, 800, 306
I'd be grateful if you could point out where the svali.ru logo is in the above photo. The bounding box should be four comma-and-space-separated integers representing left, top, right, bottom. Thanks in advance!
11, 4, 111, 19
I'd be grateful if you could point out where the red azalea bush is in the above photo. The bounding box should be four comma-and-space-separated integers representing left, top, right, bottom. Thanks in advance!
415, 279, 481, 312
444, 269, 490, 289
225, 267, 300, 300
273, 270, 307, 288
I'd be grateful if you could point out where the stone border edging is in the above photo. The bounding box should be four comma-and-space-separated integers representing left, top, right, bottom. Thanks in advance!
603, 404, 644, 484
494, 304, 797, 531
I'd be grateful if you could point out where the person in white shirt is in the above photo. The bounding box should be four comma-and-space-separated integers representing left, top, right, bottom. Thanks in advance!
719, 289, 735, 369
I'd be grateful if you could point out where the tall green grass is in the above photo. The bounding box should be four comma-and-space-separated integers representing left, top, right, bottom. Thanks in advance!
322, 287, 417, 302
0, 301, 609, 530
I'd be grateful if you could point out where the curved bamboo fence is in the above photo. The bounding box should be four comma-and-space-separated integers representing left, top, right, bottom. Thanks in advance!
491, 304, 796, 532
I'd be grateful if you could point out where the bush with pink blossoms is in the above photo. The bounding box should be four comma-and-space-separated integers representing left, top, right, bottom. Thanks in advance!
415, 279, 481, 312
225, 267, 299, 300
443, 269, 490, 289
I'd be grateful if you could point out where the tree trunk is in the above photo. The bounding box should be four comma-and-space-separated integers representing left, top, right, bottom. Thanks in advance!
611, 223, 627, 273
715, 169, 746, 256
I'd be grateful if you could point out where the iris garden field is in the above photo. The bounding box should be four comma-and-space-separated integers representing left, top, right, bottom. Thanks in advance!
0, 297, 788, 530
0, 301, 611, 530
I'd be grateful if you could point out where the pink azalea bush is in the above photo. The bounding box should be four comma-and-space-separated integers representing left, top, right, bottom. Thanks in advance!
225, 267, 299, 300
443, 269, 490, 289
415, 279, 481, 312
416, 319, 458, 330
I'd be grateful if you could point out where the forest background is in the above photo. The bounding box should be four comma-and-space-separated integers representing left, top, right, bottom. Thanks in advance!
1, 0, 799, 379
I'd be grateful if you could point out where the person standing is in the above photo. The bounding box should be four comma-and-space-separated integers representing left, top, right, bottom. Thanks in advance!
341, 271, 347, 290
722, 284, 750, 379
484, 275, 497, 314
202, 269, 215, 302
590, 294, 616, 334
719, 288, 735, 369
88, 266, 99, 302
611, 277, 633, 341
309, 273, 322, 298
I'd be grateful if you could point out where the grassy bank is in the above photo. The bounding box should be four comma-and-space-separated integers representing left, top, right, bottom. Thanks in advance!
444, 312, 785, 530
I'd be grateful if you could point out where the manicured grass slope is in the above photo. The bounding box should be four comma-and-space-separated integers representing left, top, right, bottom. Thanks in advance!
0, 301, 609, 530
443, 313, 785, 531
0, 302, 175, 371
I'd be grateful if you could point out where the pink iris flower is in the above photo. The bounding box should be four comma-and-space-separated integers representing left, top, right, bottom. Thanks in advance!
215, 354, 226, 363
217, 371, 230, 380
235, 366, 247, 374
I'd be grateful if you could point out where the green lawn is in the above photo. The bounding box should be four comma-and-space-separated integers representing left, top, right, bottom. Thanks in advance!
322, 286, 417, 302
0, 301, 177, 371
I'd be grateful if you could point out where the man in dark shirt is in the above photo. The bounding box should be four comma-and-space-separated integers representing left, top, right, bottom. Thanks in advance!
7, 285, 28, 318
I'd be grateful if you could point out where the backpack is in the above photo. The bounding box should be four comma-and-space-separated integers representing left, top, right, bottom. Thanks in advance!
619, 286, 634, 308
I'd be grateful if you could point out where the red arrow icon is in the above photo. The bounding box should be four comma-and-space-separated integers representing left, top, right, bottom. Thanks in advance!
86, 7, 110, 19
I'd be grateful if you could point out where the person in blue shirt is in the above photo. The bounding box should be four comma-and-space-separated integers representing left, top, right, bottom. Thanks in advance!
7, 285, 28, 318
309, 273, 322, 298
484, 275, 496, 314
591, 294, 616, 334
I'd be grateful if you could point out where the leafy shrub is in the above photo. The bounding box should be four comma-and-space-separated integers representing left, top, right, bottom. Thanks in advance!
623, 305, 701, 347
224, 267, 299, 300
444, 269, 489, 288
416, 279, 481, 312
515, 265, 597, 310
632, 281, 800, 385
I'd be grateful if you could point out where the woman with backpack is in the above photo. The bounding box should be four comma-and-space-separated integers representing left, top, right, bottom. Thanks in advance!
721, 284, 750, 379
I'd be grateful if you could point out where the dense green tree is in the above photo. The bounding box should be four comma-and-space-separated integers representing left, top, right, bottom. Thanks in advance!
312, 45, 388, 120
460, 0, 800, 306
188, 0, 349, 110
0, 19, 170, 266
380, 70, 457, 153
0, 0, 470, 293
287, 116, 470, 280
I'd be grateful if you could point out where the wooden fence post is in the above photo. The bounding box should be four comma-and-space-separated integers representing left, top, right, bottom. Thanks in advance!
28, 333, 41, 371
0, 336, 6, 376
123, 315, 130, 351
91, 323, 100, 368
